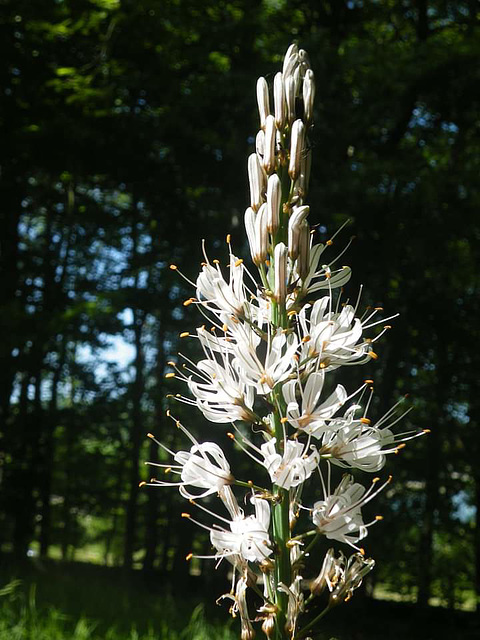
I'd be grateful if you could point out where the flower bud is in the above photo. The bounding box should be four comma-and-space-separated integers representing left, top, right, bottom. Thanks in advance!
261, 615, 276, 638
289, 120, 305, 180
254, 203, 268, 265
274, 72, 286, 130
266, 173, 281, 234
303, 69, 315, 123
285, 75, 296, 124
283, 43, 299, 79
248, 153, 266, 211
256, 77, 270, 129
297, 220, 310, 281
274, 242, 287, 304
256, 129, 265, 158
288, 205, 309, 259
263, 115, 276, 174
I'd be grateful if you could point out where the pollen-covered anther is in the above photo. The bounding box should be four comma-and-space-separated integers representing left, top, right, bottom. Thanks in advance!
139, 481, 146, 488
186, 552, 193, 561
181, 512, 191, 519
302, 335, 311, 343
280, 417, 288, 424
326, 239, 333, 246
395, 444, 406, 454
226, 234, 231, 244
423, 429, 431, 434
375, 515, 384, 521
372, 477, 380, 484
360, 418, 371, 425
364, 379, 374, 384
369, 351, 379, 360
147, 433, 154, 439
183, 298, 196, 306
165, 372, 175, 379
359, 548, 365, 556
227, 432, 235, 440
169, 264, 177, 270
164, 467, 171, 474
234, 258, 244, 267
180, 331, 189, 338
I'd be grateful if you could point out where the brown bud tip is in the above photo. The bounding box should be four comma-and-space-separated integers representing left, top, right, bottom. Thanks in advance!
186, 553, 193, 561
170, 264, 177, 270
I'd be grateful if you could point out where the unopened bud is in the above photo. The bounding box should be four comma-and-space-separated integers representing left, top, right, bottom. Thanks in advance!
298, 220, 311, 280
256, 129, 265, 157
274, 72, 286, 129
288, 205, 309, 260
285, 75, 296, 123
274, 242, 287, 304
266, 174, 281, 234
263, 115, 276, 174
256, 77, 270, 129
289, 120, 305, 180
254, 203, 268, 265
303, 69, 315, 123
248, 153, 266, 211
283, 43, 299, 79
261, 615, 276, 638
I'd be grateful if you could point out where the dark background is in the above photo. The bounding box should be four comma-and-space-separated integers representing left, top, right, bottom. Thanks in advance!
0, 1, 479, 638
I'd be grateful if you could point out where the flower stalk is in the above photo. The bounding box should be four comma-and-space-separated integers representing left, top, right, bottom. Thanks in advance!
143, 44, 426, 639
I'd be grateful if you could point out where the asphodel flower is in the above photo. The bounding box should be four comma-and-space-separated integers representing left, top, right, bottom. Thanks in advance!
143, 43, 426, 640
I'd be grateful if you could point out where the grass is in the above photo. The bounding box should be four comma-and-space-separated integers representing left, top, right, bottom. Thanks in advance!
0, 557, 479, 640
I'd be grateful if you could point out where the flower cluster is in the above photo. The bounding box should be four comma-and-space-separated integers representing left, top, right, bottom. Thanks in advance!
144, 44, 426, 640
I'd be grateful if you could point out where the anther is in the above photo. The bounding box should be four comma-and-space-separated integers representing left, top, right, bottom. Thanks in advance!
165, 372, 175, 379
164, 467, 171, 474
364, 379, 374, 384
234, 258, 243, 267
226, 234, 231, 244
227, 432, 235, 440
326, 239, 333, 246
147, 433, 154, 439
213, 259, 219, 264
180, 331, 189, 338
181, 513, 191, 519
360, 418, 371, 425
372, 477, 380, 484
423, 429, 431, 434
369, 351, 379, 360
280, 417, 288, 424
375, 515, 383, 521
170, 264, 177, 270
139, 481, 146, 488
186, 553, 193, 561
359, 548, 365, 556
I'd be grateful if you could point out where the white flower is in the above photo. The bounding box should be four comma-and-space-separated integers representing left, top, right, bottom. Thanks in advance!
282, 371, 347, 437
312, 473, 386, 550
232, 328, 298, 395
298, 297, 372, 370
210, 493, 272, 563
319, 401, 424, 472
187, 358, 256, 424
196, 253, 248, 317
144, 432, 233, 500
260, 437, 319, 489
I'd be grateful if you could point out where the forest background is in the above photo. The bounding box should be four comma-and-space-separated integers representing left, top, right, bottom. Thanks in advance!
0, 1, 479, 639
